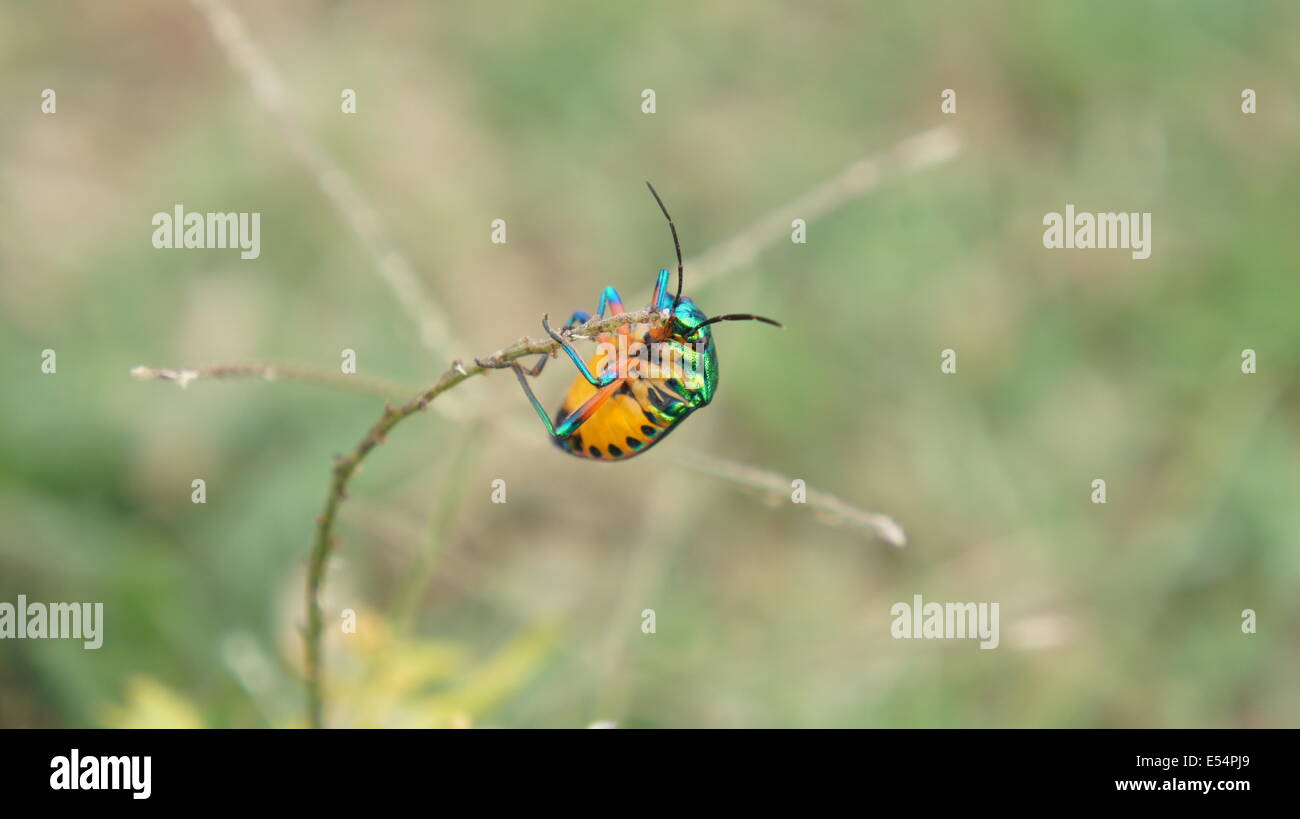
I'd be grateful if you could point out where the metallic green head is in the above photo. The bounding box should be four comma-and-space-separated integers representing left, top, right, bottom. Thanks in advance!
661, 294, 719, 410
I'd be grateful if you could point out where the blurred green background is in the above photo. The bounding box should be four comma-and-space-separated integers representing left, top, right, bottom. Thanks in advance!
2, 0, 1298, 728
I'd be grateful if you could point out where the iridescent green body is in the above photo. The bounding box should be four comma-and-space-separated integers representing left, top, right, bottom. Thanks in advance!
544, 272, 717, 460
481, 184, 780, 462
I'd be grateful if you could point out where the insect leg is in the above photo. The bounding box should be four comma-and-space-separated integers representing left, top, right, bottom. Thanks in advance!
529, 288, 625, 384
521, 310, 593, 379
649, 269, 672, 311
476, 305, 597, 376
596, 287, 625, 317
533, 286, 624, 382
543, 314, 618, 387
501, 361, 621, 438
554, 378, 624, 437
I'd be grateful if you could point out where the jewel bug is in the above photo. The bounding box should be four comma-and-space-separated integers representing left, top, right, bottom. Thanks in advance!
480, 183, 782, 461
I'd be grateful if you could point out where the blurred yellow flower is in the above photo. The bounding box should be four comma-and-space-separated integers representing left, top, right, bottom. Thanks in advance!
306, 606, 559, 729
99, 676, 205, 729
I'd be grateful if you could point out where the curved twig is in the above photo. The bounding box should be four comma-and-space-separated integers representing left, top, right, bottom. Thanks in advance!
302, 308, 656, 727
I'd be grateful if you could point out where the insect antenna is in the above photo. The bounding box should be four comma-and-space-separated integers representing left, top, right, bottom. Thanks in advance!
689, 313, 783, 338
698, 313, 783, 329
645, 181, 684, 312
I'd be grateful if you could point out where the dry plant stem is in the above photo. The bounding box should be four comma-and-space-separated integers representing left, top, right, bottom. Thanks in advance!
189, 0, 454, 355
134, 357, 908, 544
130, 362, 412, 398
676, 451, 907, 547
303, 308, 656, 727
689, 126, 961, 289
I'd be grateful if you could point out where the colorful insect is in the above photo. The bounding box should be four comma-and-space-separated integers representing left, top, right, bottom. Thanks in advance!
479, 182, 782, 461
